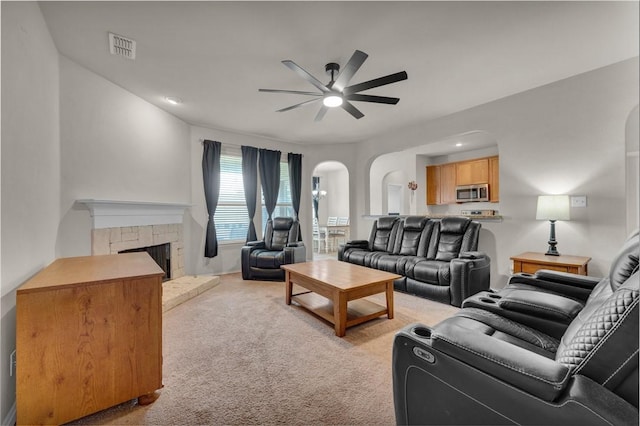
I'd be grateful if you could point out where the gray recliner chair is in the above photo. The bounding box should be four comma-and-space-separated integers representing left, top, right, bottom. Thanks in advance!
241, 217, 306, 281
393, 232, 639, 425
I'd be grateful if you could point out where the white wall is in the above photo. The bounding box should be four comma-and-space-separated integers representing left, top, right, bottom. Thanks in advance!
0, 2, 60, 421
353, 58, 639, 288
57, 56, 191, 258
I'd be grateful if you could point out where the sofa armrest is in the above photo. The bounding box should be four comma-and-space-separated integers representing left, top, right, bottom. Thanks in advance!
244, 240, 265, 248
534, 270, 601, 289
345, 239, 369, 248
283, 244, 306, 264
338, 240, 369, 261
429, 321, 571, 401
508, 270, 601, 301
449, 252, 491, 307
241, 243, 260, 279
458, 251, 485, 260
497, 289, 583, 323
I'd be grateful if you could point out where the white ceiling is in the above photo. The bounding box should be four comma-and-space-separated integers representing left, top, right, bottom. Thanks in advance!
39, 1, 639, 146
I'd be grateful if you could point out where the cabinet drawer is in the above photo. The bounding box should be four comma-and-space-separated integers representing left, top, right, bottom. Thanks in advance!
519, 262, 569, 274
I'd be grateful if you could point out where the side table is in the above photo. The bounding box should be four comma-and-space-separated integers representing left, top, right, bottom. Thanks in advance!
511, 251, 591, 276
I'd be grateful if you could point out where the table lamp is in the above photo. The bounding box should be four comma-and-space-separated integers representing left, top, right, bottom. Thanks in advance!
536, 194, 570, 256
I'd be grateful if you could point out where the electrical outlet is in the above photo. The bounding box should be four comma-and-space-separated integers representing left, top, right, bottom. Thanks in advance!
10, 350, 16, 376
570, 195, 587, 208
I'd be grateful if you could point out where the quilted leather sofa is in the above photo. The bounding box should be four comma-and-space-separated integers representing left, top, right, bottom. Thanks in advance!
338, 216, 490, 307
392, 231, 639, 425
462, 229, 639, 339
241, 217, 306, 281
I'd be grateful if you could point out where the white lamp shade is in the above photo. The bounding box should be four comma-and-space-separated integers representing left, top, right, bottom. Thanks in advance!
536, 195, 570, 221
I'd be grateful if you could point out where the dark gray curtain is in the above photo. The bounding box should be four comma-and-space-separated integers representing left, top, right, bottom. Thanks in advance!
288, 153, 302, 219
288, 153, 303, 240
242, 146, 259, 242
202, 140, 222, 258
312, 176, 320, 220
259, 149, 281, 221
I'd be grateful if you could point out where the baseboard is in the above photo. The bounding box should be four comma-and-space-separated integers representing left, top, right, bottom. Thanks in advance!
2, 401, 16, 426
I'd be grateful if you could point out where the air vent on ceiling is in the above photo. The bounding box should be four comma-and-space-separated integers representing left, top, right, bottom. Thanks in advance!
108, 32, 136, 60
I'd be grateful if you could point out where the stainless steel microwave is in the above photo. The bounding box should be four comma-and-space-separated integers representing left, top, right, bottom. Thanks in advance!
456, 184, 489, 203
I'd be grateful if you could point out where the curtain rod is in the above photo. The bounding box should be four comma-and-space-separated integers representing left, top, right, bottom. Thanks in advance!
198, 139, 303, 156
199, 138, 240, 147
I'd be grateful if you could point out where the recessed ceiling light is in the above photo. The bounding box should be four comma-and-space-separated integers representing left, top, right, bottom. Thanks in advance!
165, 97, 182, 105
455, 143, 463, 147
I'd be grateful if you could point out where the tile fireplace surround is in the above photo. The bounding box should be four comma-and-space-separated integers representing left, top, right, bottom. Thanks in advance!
79, 200, 190, 280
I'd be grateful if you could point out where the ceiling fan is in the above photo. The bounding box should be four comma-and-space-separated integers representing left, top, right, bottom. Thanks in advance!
259, 50, 408, 121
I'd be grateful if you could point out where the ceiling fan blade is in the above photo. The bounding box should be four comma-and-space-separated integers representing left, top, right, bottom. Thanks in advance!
345, 94, 400, 105
259, 89, 322, 96
332, 50, 368, 92
341, 101, 364, 119
344, 71, 408, 95
282, 60, 330, 93
276, 98, 321, 113
314, 105, 328, 122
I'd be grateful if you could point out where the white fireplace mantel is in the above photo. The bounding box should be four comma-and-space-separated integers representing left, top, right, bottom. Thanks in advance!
77, 199, 191, 229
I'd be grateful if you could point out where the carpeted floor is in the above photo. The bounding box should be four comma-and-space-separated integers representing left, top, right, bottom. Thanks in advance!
70, 272, 459, 425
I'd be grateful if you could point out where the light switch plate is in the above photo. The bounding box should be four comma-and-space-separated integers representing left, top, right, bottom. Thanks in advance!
571, 195, 587, 208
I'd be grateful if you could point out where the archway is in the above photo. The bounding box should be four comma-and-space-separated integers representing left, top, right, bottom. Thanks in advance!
311, 161, 350, 257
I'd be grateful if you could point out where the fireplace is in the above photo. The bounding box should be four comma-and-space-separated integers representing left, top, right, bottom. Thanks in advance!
78, 200, 190, 280
120, 242, 171, 281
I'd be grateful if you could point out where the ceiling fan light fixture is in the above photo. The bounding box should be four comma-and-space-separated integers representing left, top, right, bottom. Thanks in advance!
323, 94, 343, 108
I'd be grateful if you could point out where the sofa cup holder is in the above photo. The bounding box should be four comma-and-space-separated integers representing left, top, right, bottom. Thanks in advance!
479, 297, 497, 304
412, 326, 432, 339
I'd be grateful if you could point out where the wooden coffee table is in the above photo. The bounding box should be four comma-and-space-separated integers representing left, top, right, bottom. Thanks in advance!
281, 259, 401, 337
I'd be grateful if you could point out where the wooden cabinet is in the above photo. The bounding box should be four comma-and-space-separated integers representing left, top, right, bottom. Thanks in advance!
440, 163, 457, 204
17, 253, 165, 425
426, 163, 456, 205
511, 252, 591, 275
426, 165, 440, 205
489, 156, 499, 202
426, 155, 499, 205
456, 158, 489, 185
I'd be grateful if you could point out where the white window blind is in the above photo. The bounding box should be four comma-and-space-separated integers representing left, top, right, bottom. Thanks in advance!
214, 153, 249, 242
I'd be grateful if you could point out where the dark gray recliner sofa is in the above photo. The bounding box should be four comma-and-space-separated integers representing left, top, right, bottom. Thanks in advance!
392, 231, 639, 425
241, 217, 306, 281
461, 229, 639, 339
338, 216, 490, 307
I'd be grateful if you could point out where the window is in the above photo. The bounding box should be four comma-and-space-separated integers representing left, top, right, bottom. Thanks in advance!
214, 153, 249, 242
261, 160, 294, 225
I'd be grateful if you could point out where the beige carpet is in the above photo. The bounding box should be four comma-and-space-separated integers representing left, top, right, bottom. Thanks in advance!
69, 273, 459, 425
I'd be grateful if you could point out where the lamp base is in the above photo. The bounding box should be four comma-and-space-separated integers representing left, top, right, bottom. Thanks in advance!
545, 246, 560, 256
545, 220, 560, 256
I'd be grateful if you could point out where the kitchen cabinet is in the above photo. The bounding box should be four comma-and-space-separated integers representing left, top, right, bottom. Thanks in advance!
489, 156, 499, 202
456, 158, 489, 185
426, 165, 440, 205
426, 163, 456, 205
440, 163, 457, 204
426, 155, 499, 205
